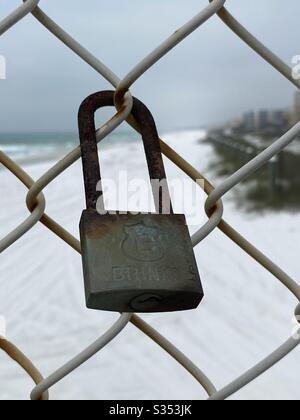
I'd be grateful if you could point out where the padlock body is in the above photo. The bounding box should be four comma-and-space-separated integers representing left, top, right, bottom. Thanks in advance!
80, 210, 203, 313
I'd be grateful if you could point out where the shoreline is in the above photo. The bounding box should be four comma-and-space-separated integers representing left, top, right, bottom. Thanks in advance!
0, 149, 71, 169
0, 128, 208, 168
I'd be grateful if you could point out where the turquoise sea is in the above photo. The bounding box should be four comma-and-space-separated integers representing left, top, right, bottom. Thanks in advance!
0, 130, 139, 162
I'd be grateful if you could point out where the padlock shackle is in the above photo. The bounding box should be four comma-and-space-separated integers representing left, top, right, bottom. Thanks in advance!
78, 91, 173, 214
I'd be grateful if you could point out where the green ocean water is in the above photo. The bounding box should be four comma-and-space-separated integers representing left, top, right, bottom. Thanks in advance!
0, 130, 139, 161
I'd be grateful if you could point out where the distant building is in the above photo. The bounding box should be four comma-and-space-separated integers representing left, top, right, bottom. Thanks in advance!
293, 91, 300, 123
288, 111, 296, 127
255, 110, 269, 131
268, 110, 287, 128
227, 92, 297, 134
239, 109, 289, 134
243, 111, 255, 131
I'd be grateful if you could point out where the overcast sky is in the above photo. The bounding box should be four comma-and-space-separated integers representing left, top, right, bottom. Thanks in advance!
0, 0, 299, 133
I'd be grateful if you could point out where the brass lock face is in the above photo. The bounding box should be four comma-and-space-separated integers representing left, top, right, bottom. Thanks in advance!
79, 91, 203, 313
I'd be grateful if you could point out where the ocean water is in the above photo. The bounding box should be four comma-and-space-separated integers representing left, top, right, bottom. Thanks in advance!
0, 130, 139, 162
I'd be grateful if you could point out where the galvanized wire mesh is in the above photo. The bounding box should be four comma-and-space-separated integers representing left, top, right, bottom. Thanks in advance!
1, 0, 300, 400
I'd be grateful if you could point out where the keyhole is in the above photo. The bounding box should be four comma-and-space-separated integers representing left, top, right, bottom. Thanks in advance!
130, 294, 162, 311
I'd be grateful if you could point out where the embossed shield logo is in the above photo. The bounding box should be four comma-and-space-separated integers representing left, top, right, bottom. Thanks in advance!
122, 223, 164, 262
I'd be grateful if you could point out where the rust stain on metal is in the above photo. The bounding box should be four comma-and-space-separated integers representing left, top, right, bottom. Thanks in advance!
78, 90, 173, 214
82, 211, 124, 240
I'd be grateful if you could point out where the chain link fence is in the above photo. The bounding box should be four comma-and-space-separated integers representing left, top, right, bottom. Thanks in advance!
1, 0, 300, 400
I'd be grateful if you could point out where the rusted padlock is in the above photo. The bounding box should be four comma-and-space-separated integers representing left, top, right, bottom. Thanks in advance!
79, 91, 203, 313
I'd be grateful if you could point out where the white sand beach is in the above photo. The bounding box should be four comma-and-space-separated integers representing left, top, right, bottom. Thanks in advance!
0, 130, 299, 400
